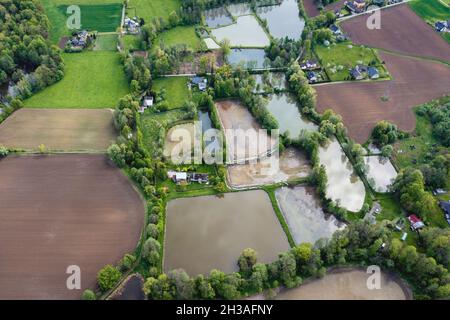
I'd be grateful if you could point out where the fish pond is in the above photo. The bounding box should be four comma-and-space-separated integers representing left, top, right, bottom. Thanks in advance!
274, 269, 410, 300
228, 49, 267, 69
204, 7, 233, 28
256, 0, 305, 40
164, 190, 290, 276
211, 15, 270, 47
318, 139, 366, 212
275, 186, 345, 245
265, 94, 318, 138
365, 156, 398, 193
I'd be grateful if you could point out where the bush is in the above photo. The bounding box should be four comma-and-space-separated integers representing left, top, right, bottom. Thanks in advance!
119, 253, 136, 271
97, 265, 122, 292
81, 289, 96, 300
0, 146, 8, 158
146, 223, 159, 239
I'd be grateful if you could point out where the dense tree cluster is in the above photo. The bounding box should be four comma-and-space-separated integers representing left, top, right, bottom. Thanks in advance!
416, 100, 450, 147
391, 168, 436, 220
0, 0, 64, 102
371, 120, 402, 146
266, 39, 302, 68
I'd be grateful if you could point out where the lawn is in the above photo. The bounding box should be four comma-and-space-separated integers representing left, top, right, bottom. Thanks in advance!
127, 0, 181, 23
409, 0, 450, 43
24, 52, 129, 109
122, 35, 142, 52
94, 33, 118, 51
152, 77, 190, 109
41, 0, 123, 43
152, 26, 203, 52
314, 42, 389, 81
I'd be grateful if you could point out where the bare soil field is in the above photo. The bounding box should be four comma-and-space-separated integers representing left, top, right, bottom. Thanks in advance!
341, 4, 450, 63
0, 155, 144, 299
315, 52, 450, 143
0, 109, 116, 152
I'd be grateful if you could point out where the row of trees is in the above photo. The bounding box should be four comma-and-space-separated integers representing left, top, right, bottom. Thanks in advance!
143, 220, 450, 300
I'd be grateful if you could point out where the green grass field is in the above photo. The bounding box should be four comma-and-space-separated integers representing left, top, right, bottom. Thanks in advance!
409, 0, 450, 43
41, 0, 123, 43
314, 42, 389, 81
153, 77, 190, 110
94, 33, 118, 51
152, 26, 202, 52
127, 0, 181, 23
24, 52, 129, 109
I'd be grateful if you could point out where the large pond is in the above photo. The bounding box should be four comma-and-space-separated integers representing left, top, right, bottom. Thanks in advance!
265, 94, 318, 138
318, 139, 366, 212
227, 148, 311, 188
228, 48, 267, 69
211, 15, 270, 47
198, 110, 221, 150
274, 269, 410, 300
365, 156, 398, 193
275, 186, 345, 245
204, 7, 233, 28
256, 0, 305, 40
215, 100, 277, 163
164, 190, 290, 276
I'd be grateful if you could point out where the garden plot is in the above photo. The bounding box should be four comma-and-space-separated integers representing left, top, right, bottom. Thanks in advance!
211, 15, 270, 47
227, 148, 311, 188
0, 109, 116, 152
318, 139, 366, 212
275, 186, 345, 245
164, 190, 290, 276
0, 155, 144, 299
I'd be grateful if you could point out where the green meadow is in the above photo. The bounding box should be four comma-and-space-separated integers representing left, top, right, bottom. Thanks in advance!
24, 52, 129, 109
152, 26, 203, 52
127, 0, 181, 23
152, 77, 190, 110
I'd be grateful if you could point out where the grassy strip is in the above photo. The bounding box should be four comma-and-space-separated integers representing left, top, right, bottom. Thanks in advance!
262, 185, 296, 248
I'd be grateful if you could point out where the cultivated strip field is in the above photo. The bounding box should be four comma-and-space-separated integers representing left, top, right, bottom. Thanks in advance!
0, 155, 144, 299
0, 109, 116, 152
315, 52, 450, 143
341, 4, 450, 63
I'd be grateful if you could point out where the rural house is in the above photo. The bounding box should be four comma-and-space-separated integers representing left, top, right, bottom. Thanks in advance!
300, 60, 320, 71
167, 171, 209, 184
435, 21, 448, 33
306, 71, 318, 83
124, 17, 141, 34
408, 214, 425, 231
329, 25, 342, 35
167, 171, 188, 184
191, 77, 208, 91
345, 0, 367, 14
368, 67, 380, 79
139, 96, 154, 113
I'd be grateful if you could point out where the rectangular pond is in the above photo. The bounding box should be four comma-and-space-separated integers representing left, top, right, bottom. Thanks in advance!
228, 48, 267, 69
227, 3, 252, 17
256, 0, 305, 40
275, 186, 345, 245
253, 72, 288, 92
164, 190, 290, 276
215, 99, 277, 163
211, 15, 270, 47
365, 156, 398, 193
227, 148, 311, 188
318, 139, 366, 212
265, 93, 318, 138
